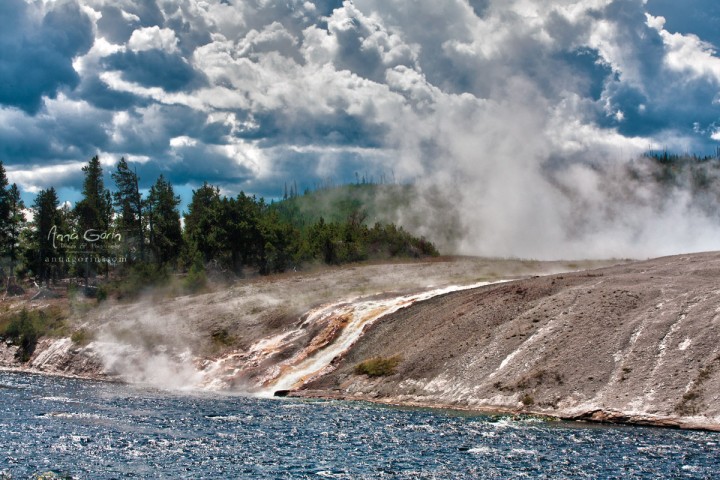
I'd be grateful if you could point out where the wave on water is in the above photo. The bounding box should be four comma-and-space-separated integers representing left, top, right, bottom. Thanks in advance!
1, 371, 718, 479
40, 396, 76, 403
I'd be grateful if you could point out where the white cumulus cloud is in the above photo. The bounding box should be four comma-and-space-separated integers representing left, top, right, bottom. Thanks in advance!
128, 26, 179, 52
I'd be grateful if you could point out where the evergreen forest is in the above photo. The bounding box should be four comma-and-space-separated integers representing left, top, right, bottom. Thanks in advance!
0, 157, 438, 298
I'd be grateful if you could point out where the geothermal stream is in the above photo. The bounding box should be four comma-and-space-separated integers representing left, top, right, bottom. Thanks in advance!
6, 281, 507, 393
210, 281, 505, 397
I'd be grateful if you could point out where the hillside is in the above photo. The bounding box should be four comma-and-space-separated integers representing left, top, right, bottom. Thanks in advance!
271, 183, 463, 253
299, 252, 720, 430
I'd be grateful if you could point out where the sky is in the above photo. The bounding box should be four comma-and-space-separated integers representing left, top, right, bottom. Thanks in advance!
2, 0, 720, 258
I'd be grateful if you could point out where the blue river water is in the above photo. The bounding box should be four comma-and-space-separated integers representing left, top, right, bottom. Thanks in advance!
0, 371, 718, 479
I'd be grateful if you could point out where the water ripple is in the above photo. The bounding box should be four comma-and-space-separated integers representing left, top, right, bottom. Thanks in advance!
0, 371, 718, 479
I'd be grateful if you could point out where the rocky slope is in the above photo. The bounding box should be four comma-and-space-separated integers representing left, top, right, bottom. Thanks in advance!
1, 258, 580, 385
0, 337, 104, 379
299, 252, 720, 431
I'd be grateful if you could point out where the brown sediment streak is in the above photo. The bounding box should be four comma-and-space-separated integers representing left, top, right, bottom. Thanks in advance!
193, 281, 500, 392
304, 312, 353, 358
262, 312, 354, 385
260, 281, 499, 394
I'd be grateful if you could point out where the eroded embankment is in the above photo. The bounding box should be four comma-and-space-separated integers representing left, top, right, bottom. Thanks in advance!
3, 254, 719, 431
298, 252, 720, 431
0, 338, 104, 380
1, 259, 567, 387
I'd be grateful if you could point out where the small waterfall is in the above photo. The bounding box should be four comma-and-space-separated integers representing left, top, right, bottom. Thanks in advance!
258, 281, 499, 395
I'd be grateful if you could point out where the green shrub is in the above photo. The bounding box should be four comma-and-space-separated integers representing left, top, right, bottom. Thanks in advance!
1, 305, 69, 361
4, 309, 39, 362
183, 256, 207, 293
70, 328, 92, 346
67, 282, 79, 297
96, 285, 108, 302
106, 263, 169, 299
210, 328, 236, 351
521, 393, 535, 406
354, 355, 402, 377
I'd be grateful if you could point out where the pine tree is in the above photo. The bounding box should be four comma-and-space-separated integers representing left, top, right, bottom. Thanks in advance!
6, 184, 26, 277
74, 156, 112, 284
257, 208, 295, 274
31, 188, 61, 285
111, 157, 144, 262
146, 175, 182, 266
76, 156, 111, 231
183, 182, 222, 264
222, 192, 262, 272
0, 161, 10, 266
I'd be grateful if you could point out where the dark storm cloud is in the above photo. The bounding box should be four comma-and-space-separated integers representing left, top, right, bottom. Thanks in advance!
40, 107, 111, 155
102, 49, 207, 92
96, 0, 164, 44
129, 144, 253, 190
331, 18, 388, 82
164, 15, 214, 55
0, 113, 59, 163
346, 0, 475, 94
247, 111, 386, 149
310, 0, 344, 17
0, 100, 111, 166
96, 6, 141, 44
601, 0, 668, 77
557, 48, 613, 101
597, 75, 720, 141
109, 104, 230, 156
593, 0, 720, 149
466, 0, 489, 17
0, 0, 93, 114
75, 75, 149, 111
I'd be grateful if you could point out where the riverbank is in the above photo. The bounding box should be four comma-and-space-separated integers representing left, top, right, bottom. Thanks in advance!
287, 390, 720, 432
298, 252, 720, 433
3, 254, 719, 432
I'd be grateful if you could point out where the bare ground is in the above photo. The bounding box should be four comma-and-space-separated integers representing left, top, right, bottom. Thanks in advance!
300, 252, 720, 431
1, 258, 594, 382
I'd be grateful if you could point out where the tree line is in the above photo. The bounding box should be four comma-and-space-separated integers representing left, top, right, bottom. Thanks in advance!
0, 157, 437, 293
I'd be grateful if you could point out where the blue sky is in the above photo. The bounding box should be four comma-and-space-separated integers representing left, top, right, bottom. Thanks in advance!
2, 0, 720, 257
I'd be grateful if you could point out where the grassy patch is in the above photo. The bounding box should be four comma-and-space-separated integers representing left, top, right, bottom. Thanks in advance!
70, 328, 93, 346
210, 328, 237, 350
0, 306, 70, 362
102, 263, 170, 300
183, 265, 208, 293
0, 305, 69, 339
183, 254, 208, 294
354, 355, 402, 377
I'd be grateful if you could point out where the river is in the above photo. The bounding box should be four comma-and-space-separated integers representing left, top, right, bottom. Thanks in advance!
0, 371, 717, 479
